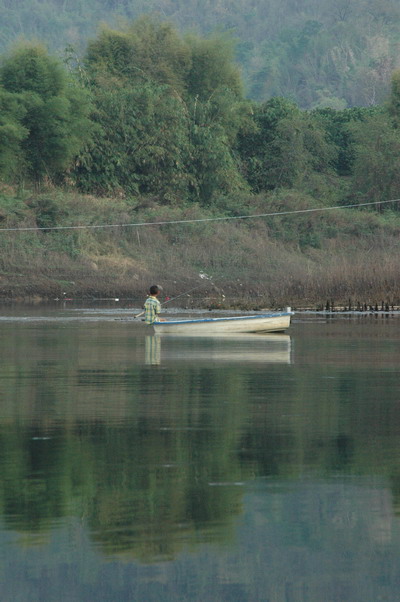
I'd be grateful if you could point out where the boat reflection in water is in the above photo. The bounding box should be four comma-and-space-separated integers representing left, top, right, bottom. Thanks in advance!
144, 335, 161, 365
145, 333, 292, 366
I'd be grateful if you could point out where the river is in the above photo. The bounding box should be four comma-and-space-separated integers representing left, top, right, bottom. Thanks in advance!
0, 305, 399, 601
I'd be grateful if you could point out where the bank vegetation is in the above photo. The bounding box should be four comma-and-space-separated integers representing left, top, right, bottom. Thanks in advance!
0, 18, 400, 307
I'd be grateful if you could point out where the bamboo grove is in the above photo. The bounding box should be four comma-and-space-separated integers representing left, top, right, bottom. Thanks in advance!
1, 17, 400, 209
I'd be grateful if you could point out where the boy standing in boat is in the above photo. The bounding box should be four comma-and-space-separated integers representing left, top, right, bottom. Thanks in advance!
144, 285, 162, 325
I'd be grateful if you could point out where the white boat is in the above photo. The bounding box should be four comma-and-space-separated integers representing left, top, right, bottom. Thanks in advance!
153, 309, 292, 335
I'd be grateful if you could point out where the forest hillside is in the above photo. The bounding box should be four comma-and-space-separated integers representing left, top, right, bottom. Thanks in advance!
1, 0, 400, 108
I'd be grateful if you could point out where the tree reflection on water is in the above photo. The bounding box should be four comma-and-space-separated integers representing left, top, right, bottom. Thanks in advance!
0, 316, 399, 599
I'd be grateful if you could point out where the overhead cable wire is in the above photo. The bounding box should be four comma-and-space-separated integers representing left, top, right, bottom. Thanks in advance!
0, 197, 399, 233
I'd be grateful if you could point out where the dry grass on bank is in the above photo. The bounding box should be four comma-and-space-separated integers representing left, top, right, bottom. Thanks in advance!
0, 190, 400, 307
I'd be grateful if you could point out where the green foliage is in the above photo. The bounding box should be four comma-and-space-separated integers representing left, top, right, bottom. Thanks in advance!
185, 33, 242, 100
26, 196, 65, 229
1, 0, 400, 109
75, 81, 191, 201
237, 97, 298, 192
311, 106, 382, 176
388, 69, 400, 128
350, 111, 400, 207
0, 88, 28, 180
0, 193, 28, 219
76, 20, 250, 203
0, 42, 92, 185
187, 88, 251, 204
241, 2, 398, 108
1, 43, 65, 97
1, 14, 400, 213
237, 97, 336, 196
86, 17, 192, 94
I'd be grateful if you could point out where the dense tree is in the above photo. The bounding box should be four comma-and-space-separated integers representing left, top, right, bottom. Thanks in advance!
237, 97, 336, 195
311, 106, 380, 176
184, 35, 250, 202
185, 34, 242, 100
187, 91, 249, 203
0, 88, 28, 180
237, 98, 300, 192
85, 17, 192, 94
1, 0, 400, 108
1, 15, 400, 210
0, 42, 92, 185
75, 81, 191, 200
77, 21, 250, 203
350, 112, 400, 208
387, 69, 400, 128
78, 23, 190, 199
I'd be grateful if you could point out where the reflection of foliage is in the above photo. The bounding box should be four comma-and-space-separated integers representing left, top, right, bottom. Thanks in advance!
0, 358, 250, 560
1, 323, 400, 564
87, 422, 244, 561
0, 429, 95, 532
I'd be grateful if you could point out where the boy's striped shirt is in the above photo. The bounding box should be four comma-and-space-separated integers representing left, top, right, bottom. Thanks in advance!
144, 296, 161, 324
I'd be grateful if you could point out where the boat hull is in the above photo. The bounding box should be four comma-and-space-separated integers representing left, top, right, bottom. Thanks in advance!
153, 311, 292, 335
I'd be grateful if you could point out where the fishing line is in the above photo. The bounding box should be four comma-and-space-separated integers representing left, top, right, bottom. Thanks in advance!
161, 281, 213, 306
0, 198, 399, 233
134, 273, 213, 318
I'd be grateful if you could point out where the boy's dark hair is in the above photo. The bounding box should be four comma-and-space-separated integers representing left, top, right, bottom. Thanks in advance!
149, 285, 160, 295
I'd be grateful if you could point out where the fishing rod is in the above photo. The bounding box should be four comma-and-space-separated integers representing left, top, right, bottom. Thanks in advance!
134, 273, 214, 319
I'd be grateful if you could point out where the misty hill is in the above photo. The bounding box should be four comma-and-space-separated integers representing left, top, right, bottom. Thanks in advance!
1, 0, 400, 108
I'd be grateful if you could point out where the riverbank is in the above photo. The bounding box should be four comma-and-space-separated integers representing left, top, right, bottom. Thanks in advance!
1, 189, 400, 308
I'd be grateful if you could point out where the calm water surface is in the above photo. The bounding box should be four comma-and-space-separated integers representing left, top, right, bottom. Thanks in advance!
0, 305, 399, 601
